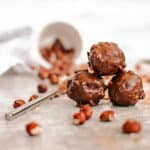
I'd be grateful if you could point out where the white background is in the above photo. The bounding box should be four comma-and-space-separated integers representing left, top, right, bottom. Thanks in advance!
0, 0, 150, 65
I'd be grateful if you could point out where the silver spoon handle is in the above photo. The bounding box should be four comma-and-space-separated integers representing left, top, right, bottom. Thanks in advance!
5, 91, 65, 121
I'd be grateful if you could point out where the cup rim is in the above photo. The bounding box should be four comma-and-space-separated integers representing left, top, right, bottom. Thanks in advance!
38, 21, 82, 61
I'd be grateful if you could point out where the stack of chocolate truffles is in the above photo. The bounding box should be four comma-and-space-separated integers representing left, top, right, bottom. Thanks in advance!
67, 42, 145, 106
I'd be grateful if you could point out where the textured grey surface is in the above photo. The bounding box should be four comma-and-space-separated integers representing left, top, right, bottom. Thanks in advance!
0, 72, 150, 150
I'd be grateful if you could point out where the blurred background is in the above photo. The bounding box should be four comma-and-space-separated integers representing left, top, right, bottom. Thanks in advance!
0, 0, 150, 68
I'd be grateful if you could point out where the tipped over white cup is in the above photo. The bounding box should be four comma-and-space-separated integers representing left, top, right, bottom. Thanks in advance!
0, 22, 82, 75
38, 21, 82, 62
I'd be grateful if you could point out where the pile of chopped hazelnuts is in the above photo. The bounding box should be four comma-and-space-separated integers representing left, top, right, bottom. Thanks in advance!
39, 39, 74, 84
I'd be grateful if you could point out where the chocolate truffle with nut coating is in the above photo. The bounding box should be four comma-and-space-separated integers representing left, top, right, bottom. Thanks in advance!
108, 70, 145, 106
67, 70, 106, 106
88, 42, 126, 75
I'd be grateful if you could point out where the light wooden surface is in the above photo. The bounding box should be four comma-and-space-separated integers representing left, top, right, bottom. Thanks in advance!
0, 71, 150, 150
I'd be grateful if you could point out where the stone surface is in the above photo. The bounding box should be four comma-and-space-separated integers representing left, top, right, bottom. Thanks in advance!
0, 71, 150, 150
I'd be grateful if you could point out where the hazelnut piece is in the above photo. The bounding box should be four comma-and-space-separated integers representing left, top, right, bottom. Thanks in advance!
28, 94, 39, 102
26, 122, 42, 136
99, 110, 115, 122
13, 99, 26, 109
49, 73, 59, 84
38, 66, 49, 80
58, 76, 69, 92
37, 83, 48, 93
80, 105, 93, 120
122, 119, 141, 134
73, 111, 86, 125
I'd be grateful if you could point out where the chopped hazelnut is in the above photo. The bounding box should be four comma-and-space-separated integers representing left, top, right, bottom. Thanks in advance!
13, 99, 26, 109
58, 76, 69, 92
80, 105, 93, 120
37, 83, 48, 93
73, 111, 86, 125
28, 94, 39, 102
122, 119, 141, 134
38, 66, 49, 80
26, 122, 42, 136
49, 73, 59, 84
100, 110, 115, 122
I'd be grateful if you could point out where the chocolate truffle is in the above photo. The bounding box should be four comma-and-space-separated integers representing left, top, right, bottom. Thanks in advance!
108, 70, 145, 106
88, 42, 126, 75
67, 71, 106, 106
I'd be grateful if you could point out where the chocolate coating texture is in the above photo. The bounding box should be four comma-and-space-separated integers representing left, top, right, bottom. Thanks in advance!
88, 42, 126, 75
67, 71, 106, 106
108, 71, 145, 106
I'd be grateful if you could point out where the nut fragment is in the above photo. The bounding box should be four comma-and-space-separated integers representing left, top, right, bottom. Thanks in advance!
37, 83, 48, 93
99, 110, 115, 122
58, 80, 68, 92
13, 99, 26, 108
28, 94, 39, 102
73, 111, 86, 125
58, 76, 69, 92
38, 66, 49, 80
40, 48, 50, 61
80, 105, 93, 120
103, 89, 109, 100
87, 66, 94, 74
122, 119, 141, 134
26, 122, 42, 136
49, 73, 59, 84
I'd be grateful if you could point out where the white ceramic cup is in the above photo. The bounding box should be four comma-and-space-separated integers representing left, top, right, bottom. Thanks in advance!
38, 21, 82, 61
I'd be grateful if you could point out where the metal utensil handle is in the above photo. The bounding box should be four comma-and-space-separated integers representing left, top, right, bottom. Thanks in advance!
5, 90, 65, 121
